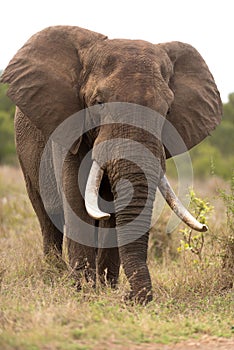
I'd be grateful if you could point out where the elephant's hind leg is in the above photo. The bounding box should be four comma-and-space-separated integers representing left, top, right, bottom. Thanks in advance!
15, 109, 64, 266
25, 176, 64, 264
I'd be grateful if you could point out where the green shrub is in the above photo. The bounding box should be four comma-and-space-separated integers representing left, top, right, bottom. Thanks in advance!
177, 189, 213, 261
0, 81, 16, 164
167, 92, 234, 180
0, 110, 16, 163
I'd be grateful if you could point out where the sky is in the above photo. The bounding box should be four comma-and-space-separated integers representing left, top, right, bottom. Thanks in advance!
0, 0, 233, 102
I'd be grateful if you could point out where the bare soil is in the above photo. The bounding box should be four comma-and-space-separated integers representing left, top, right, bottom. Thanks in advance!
95, 337, 234, 350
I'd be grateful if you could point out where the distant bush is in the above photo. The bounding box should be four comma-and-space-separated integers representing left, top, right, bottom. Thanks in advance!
167, 92, 234, 180
0, 80, 16, 164
0, 110, 15, 163
0, 83, 15, 117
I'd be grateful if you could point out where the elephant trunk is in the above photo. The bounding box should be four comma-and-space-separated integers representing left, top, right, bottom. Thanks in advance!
85, 127, 160, 303
106, 156, 158, 303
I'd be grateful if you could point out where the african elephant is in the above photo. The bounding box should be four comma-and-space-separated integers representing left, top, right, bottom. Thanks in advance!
1, 26, 222, 303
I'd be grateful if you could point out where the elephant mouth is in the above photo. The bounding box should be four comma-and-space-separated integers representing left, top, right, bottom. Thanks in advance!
85, 160, 208, 233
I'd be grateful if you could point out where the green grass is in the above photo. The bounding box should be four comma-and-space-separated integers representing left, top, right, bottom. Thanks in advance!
0, 166, 233, 349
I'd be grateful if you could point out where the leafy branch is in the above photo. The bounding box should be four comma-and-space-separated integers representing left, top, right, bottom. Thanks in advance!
177, 189, 213, 261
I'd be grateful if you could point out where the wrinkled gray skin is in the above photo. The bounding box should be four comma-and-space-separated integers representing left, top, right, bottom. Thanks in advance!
1, 26, 222, 303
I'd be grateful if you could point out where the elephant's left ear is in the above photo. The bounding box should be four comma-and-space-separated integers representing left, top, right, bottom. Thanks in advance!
158, 41, 222, 158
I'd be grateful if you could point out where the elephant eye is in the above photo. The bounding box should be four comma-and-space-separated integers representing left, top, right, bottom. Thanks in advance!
97, 100, 105, 108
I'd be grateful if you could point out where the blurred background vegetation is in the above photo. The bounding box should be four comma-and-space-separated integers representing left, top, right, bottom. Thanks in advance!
0, 77, 16, 164
0, 70, 234, 179
166, 93, 234, 180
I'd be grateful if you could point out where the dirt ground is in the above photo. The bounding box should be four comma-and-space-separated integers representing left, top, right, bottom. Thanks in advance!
95, 337, 234, 350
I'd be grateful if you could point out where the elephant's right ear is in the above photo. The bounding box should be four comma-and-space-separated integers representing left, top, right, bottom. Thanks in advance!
0, 26, 107, 138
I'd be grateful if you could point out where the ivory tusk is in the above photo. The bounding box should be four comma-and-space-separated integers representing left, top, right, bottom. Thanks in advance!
159, 175, 208, 232
85, 161, 111, 220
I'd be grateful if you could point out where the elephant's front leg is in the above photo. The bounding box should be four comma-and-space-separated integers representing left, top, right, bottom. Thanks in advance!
66, 238, 97, 290
97, 215, 120, 289
97, 246, 120, 289
62, 147, 97, 289
97, 175, 120, 288
97, 217, 120, 289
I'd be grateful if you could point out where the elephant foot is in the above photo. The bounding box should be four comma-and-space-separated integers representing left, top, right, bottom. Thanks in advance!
124, 288, 153, 305
84, 267, 97, 289
99, 276, 119, 290
109, 278, 118, 289
44, 251, 67, 272
70, 262, 97, 292
98, 270, 119, 289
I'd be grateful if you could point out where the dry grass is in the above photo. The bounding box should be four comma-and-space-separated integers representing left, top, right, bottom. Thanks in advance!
0, 166, 233, 350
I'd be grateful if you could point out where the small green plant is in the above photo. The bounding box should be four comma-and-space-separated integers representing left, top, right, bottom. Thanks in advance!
177, 189, 213, 261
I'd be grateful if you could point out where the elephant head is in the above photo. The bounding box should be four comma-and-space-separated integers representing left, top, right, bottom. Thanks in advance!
1, 26, 222, 302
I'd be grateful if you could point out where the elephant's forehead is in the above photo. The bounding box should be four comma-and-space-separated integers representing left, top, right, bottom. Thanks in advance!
93, 39, 170, 76
104, 38, 156, 55
98, 40, 153, 66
